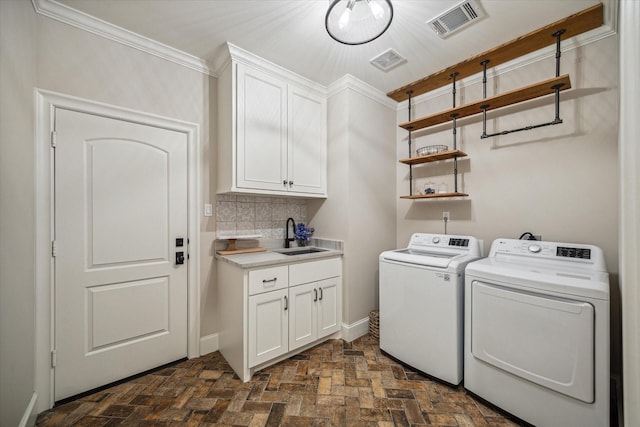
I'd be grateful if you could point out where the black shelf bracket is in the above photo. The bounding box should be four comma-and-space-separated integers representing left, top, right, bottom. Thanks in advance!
481, 29, 567, 139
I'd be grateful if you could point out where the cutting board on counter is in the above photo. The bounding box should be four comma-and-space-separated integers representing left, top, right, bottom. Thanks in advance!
216, 234, 265, 255
216, 247, 266, 255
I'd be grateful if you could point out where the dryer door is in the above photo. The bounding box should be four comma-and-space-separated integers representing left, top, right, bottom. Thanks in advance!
470, 281, 594, 402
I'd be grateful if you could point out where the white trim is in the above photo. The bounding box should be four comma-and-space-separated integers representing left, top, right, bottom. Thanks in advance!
31, 0, 210, 75
619, 1, 640, 425
34, 89, 201, 412
18, 392, 38, 427
341, 316, 370, 342
328, 74, 397, 109
199, 333, 219, 356
214, 43, 327, 95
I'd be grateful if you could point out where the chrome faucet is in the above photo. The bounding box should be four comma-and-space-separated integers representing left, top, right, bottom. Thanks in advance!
285, 217, 296, 248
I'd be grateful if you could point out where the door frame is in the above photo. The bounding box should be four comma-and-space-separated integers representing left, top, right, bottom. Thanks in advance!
33, 89, 201, 411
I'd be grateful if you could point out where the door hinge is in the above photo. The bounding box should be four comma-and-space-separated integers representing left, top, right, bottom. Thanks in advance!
51, 241, 57, 258
50, 349, 57, 368
50, 131, 57, 148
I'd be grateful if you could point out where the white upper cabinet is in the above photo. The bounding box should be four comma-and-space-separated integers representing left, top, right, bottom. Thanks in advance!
287, 86, 326, 195
217, 44, 327, 197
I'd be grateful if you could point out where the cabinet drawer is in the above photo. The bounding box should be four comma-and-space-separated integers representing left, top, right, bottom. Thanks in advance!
290, 257, 341, 286
249, 266, 289, 295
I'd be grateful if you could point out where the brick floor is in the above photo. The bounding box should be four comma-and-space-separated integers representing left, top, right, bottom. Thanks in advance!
36, 335, 524, 426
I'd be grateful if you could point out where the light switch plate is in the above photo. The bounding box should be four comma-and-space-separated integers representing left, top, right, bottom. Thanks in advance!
204, 203, 213, 217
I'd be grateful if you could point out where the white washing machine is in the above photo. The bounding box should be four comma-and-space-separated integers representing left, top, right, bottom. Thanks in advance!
379, 233, 481, 385
464, 238, 609, 427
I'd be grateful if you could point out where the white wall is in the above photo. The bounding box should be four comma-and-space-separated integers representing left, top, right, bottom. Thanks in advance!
33, 13, 217, 341
0, 3, 217, 417
0, 1, 37, 425
309, 79, 397, 326
395, 35, 621, 374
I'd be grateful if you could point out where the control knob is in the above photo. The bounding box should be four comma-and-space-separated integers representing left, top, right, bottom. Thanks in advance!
528, 244, 542, 253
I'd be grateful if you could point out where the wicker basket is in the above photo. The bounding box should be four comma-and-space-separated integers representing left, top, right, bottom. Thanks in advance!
416, 144, 448, 157
369, 309, 380, 339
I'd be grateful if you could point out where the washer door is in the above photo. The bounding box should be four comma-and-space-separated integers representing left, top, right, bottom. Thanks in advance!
470, 281, 594, 403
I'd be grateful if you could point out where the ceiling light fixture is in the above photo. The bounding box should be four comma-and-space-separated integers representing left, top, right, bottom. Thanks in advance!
325, 0, 394, 45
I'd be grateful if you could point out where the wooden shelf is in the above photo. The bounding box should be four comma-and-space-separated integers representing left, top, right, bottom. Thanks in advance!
399, 149, 467, 165
387, 3, 603, 102
400, 192, 468, 200
399, 74, 571, 131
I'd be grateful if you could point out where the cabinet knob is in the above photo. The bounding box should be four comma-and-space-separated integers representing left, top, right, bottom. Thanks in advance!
283, 180, 288, 186
314, 288, 318, 302
289, 180, 293, 186
319, 287, 323, 301
284, 295, 288, 311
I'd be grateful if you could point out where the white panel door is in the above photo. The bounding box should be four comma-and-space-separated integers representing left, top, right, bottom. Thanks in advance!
317, 277, 341, 338
288, 87, 326, 195
236, 63, 287, 191
289, 282, 317, 351
249, 289, 288, 367
54, 108, 188, 401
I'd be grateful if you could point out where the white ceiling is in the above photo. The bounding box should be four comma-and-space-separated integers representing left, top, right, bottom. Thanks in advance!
54, 0, 606, 94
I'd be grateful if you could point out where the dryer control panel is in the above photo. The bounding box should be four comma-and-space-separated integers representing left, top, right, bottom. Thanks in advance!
489, 238, 606, 272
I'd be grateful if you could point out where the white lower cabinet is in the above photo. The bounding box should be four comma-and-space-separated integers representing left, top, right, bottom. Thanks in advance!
248, 288, 289, 368
288, 282, 317, 351
289, 276, 342, 352
218, 257, 342, 381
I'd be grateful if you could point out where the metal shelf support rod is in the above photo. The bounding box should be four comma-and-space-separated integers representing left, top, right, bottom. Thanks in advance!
552, 29, 566, 122
407, 90, 413, 196
480, 59, 490, 138
451, 72, 459, 194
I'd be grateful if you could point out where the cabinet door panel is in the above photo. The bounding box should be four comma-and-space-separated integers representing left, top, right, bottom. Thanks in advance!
249, 289, 288, 367
289, 282, 317, 351
237, 63, 287, 191
288, 87, 326, 195
318, 277, 341, 338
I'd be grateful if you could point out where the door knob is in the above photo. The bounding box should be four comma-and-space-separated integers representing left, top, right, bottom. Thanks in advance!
176, 251, 185, 265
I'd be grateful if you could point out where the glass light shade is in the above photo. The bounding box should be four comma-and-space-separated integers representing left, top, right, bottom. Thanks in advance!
325, 0, 394, 45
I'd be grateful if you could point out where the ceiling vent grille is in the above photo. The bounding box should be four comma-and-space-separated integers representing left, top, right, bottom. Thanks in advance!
370, 48, 407, 72
427, 0, 485, 39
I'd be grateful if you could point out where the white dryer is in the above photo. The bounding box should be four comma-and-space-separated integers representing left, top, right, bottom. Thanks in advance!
379, 233, 481, 385
464, 238, 609, 427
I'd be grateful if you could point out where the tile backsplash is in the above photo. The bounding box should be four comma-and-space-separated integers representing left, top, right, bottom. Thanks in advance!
215, 194, 308, 240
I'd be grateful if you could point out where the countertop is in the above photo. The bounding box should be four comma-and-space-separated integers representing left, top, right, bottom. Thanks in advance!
215, 238, 344, 269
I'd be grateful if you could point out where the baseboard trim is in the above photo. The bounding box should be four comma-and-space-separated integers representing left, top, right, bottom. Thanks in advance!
199, 333, 219, 356
18, 391, 38, 427
341, 316, 369, 342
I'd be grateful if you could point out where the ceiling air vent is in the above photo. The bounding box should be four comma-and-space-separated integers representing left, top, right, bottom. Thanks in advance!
370, 48, 407, 72
427, 0, 485, 39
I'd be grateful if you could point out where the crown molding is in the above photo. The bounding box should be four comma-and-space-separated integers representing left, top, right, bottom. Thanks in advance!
328, 74, 397, 109
31, 0, 211, 75
218, 43, 327, 94
30, 0, 617, 99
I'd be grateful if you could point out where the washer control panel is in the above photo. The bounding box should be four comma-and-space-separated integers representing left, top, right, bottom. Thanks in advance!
409, 233, 475, 251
